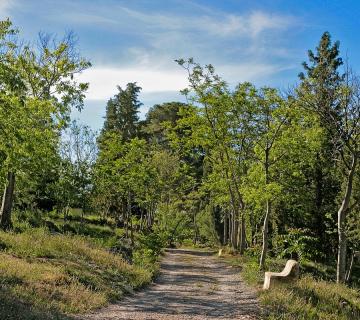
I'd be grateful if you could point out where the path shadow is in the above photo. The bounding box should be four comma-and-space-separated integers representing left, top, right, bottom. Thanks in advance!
165, 248, 217, 256
0, 288, 75, 320
120, 249, 260, 318
121, 290, 259, 318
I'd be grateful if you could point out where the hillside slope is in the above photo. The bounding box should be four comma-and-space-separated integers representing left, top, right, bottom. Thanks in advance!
0, 228, 152, 320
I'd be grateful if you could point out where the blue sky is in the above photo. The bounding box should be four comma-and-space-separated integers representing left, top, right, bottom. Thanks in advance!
1, 0, 360, 130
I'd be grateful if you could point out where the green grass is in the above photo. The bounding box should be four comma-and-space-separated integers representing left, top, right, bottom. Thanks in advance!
220, 253, 360, 320
0, 228, 153, 319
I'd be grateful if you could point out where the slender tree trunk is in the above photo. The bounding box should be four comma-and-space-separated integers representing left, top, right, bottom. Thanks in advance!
229, 212, 233, 248
228, 215, 231, 246
314, 155, 325, 238
130, 218, 134, 246
193, 211, 197, 245
223, 211, 228, 245
237, 216, 241, 248
337, 155, 357, 283
260, 199, 271, 270
254, 223, 258, 245
0, 172, 15, 230
146, 204, 152, 229
123, 199, 128, 238
127, 191, 132, 242
139, 208, 144, 231
232, 211, 237, 249
229, 211, 234, 249
239, 213, 246, 254
345, 251, 358, 283
260, 148, 270, 270
233, 216, 238, 249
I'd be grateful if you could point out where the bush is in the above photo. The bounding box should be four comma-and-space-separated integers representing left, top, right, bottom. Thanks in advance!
273, 228, 321, 262
132, 232, 165, 274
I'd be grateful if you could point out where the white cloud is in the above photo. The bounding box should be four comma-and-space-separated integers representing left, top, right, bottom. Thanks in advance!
77, 66, 189, 100
77, 61, 291, 101
59, 4, 296, 40
53, 3, 298, 69
0, 0, 14, 18
199, 11, 294, 37
248, 11, 293, 37
119, 6, 295, 38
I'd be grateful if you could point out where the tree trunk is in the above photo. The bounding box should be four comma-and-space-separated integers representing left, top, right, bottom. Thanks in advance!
337, 155, 357, 283
345, 251, 358, 283
233, 216, 238, 249
229, 212, 233, 248
0, 172, 16, 230
228, 214, 231, 246
260, 148, 270, 270
259, 199, 271, 270
223, 212, 228, 245
127, 191, 132, 242
139, 208, 144, 231
193, 211, 198, 245
239, 213, 246, 254
314, 155, 325, 239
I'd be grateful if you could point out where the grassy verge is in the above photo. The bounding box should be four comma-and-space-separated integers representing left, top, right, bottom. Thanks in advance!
0, 228, 153, 319
220, 253, 360, 320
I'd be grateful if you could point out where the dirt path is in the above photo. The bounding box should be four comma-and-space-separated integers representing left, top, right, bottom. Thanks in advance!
81, 249, 260, 320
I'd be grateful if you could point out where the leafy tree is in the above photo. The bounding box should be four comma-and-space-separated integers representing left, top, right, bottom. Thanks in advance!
56, 121, 97, 216
176, 59, 258, 251
0, 21, 90, 229
143, 101, 187, 146
102, 82, 142, 141
243, 87, 289, 269
299, 32, 360, 283
298, 31, 344, 254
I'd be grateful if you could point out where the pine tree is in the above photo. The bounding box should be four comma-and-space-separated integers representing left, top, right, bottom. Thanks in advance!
298, 32, 344, 254
101, 82, 142, 141
103, 99, 118, 131
115, 82, 142, 141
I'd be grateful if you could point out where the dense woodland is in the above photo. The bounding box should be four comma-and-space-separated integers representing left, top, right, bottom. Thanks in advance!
1, 16, 360, 301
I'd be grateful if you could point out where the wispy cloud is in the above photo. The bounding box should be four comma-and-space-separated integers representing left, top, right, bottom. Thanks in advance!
77, 60, 291, 101
60, 5, 296, 40
63, 12, 118, 25
0, 0, 15, 18
53, 3, 299, 70
76, 65, 189, 100
196, 11, 295, 38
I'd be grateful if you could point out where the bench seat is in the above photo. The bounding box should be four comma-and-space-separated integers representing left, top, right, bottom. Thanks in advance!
263, 259, 299, 290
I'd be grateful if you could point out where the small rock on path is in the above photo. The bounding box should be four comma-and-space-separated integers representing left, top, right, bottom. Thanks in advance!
80, 248, 260, 320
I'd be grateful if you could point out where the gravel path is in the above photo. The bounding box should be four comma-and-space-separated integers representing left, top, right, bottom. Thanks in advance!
80, 248, 260, 320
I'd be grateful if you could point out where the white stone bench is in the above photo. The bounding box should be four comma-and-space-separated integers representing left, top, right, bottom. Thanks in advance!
263, 259, 299, 290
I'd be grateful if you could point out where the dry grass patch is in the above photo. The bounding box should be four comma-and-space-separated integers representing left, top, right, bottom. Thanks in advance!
0, 228, 152, 319
220, 253, 360, 320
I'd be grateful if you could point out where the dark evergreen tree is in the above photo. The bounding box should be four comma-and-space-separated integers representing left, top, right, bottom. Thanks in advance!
101, 82, 142, 141
298, 31, 344, 256
103, 99, 118, 131
116, 82, 142, 141
143, 101, 187, 145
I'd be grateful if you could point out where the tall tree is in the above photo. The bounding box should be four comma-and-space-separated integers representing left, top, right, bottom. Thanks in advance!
299, 32, 360, 283
144, 101, 187, 146
298, 31, 343, 251
0, 22, 90, 229
102, 82, 142, 141
57, 121, 97, 215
